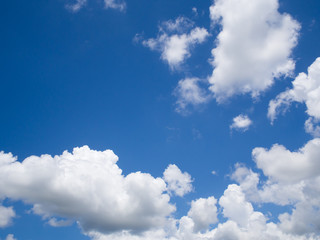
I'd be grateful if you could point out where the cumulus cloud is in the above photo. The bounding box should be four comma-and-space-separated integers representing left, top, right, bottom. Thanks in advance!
230, 114, 252, 131
209, 0, 300, 101
0, 205, 15, 228
187, 197, 218, 232
174, 78, 211, 114
268, 57, 320, 135
253, 138, 320, 183
231, 138, 320, 236
141, 17, 209, 69
163, 164, 193, 197
0, 146, 175, 234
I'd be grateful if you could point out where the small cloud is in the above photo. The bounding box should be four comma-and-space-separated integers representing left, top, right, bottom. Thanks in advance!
192, 128, 202, 140
174, 77, 211, 114
192, 7, 198, 17
230, 114, 252, 132
48, 218, 73, 227
6, 234, 17, 240
163, 164, 193, 197
65, 0, 87, 12
138, 17, 209, 70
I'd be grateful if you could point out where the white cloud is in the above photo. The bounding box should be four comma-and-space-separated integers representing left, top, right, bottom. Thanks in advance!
187, 197, 218, 232
0, 146, 175, 234
174, 78, 211, 114
163, 164, 193, 197
230, 114, 252, 131
305, 117, 320, 137
2, 146, 320, 239
5, 234, 17, 240
141, 17, 209, 69
253, 138, 320, 183
268, 57, 320, 135
48, 218, 73, 227
66, 0, 87, 12
104, 0, 126, 11
251, 139, 320, 236
65, 0, 125, 12
209, 0, 300, 102
0, 205, 15, 228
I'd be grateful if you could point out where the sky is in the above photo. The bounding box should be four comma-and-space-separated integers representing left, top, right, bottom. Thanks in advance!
1, 0, 320, 239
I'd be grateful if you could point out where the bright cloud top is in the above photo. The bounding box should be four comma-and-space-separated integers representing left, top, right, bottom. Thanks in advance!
209, 0, 300, 101
66, 0, 126, 12
230, 114, 252, 131
174, 77, 211, 114
141, 17, 209, 69
268, 57, 320, 136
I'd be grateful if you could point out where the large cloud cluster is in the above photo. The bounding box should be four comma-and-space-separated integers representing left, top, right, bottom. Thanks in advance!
1, 144, 320, 239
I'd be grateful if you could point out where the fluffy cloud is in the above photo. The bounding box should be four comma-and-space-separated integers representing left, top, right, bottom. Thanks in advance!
163, 164, 193, 197
141, 17, 209, 69
66, 0, 125, 12
0, 205, 15, 228
230, 114, 252, 131
268, 57, 320, 135
0, 147, 175, 234
209, 0, 300, 101
233, 139, 320, 236
253, 138, 320, 183
187, 197, 218, 232
174, 78, 211, 114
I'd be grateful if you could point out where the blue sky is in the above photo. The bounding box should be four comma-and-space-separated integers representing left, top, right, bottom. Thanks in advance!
1, 0, 320, 239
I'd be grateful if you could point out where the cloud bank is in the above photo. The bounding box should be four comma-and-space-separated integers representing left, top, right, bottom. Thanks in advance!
1, 143, 320, 239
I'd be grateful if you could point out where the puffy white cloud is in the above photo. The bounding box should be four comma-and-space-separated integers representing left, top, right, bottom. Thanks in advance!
0, 205, 15, 228
163, 164, 193, 197
209, 0, 300, 101
230, 114, 252, 131
0, 146, 175, 234
187, 197, 218, 232
268, 57, 320, 135
174, 78, 211, 114
252, 138, 320, 183
141, 17, 209, 69
5, 234, 17, 240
